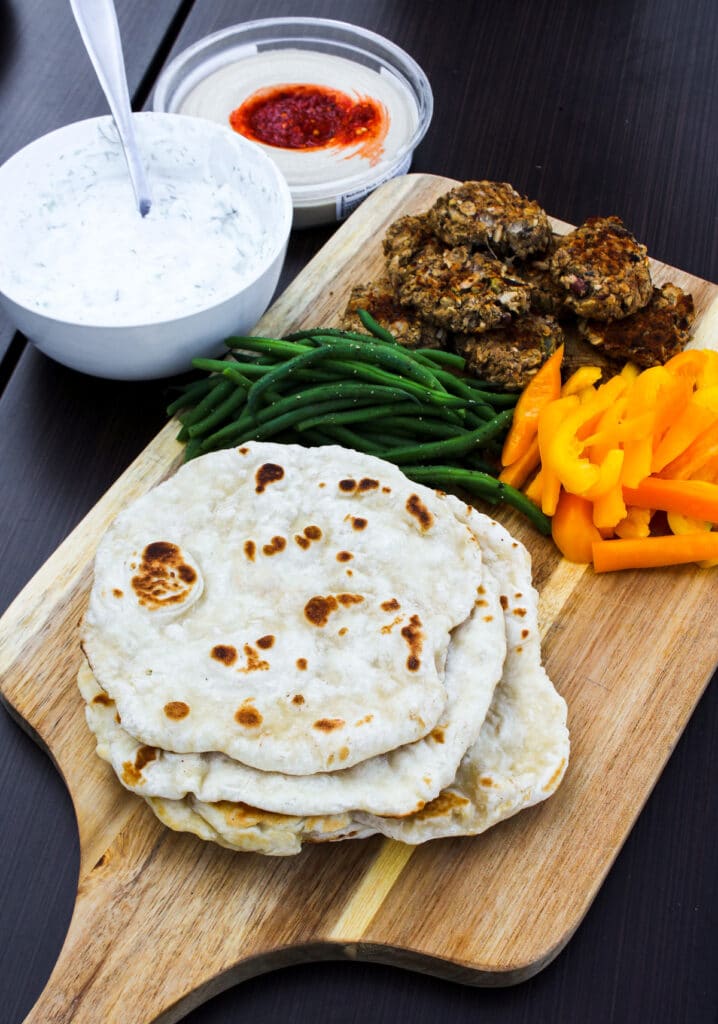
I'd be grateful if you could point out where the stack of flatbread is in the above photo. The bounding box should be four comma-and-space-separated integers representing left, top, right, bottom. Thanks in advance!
79, 442, 569, 855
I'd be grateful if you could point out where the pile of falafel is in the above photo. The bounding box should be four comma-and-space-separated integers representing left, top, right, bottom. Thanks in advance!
341, 181, 695, 388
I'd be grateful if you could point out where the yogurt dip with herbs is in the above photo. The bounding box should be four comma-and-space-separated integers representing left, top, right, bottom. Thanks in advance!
1, 119, 272, 326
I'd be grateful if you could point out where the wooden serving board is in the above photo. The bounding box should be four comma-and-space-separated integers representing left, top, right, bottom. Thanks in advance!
1, 174, 717, 1024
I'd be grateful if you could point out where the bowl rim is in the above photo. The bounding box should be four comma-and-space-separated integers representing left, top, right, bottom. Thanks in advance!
152, 16, 434, 200
0, 111, 293, 329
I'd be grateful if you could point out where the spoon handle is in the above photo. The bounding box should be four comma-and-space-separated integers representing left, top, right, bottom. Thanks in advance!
69, 0, 152, 216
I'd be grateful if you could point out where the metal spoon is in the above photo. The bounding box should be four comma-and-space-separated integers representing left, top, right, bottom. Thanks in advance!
69, 0, 152, 216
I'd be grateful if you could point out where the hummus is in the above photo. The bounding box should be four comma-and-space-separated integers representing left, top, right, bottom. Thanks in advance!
179, 49, 419, 204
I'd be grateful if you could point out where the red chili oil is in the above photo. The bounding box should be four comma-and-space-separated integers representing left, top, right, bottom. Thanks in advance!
229, 83, 387, 162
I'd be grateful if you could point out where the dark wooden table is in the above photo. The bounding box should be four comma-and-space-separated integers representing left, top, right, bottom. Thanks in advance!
1, 2, 716, 1022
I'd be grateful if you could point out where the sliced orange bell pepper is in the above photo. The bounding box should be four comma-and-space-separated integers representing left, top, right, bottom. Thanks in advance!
651, 399, 716, 471
623, 477, 718, 523
660, 418, 718, 479
615, 506, 652, 539
523, 467, 544, 507
501, 344, 564, 466
537, 394, 579, 515
551, 490, 602, 563
593, 533, 718, 572
561, 365, 602, 397
542, 377, 626, 496
498, 435, 540, 489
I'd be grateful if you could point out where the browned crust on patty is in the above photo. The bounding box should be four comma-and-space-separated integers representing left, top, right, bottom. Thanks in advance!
550, 215, 652, 320
428, 180, 552, 260
340, 277, 447, 349
393, 243, 531, 333
578, 282, 694, 366
454, 314, 564, 388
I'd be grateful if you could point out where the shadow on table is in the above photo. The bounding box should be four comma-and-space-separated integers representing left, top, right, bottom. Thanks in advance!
0, 0, 18, 88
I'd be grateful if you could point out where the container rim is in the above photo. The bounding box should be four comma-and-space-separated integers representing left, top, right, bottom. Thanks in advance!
152, 16, 434, 201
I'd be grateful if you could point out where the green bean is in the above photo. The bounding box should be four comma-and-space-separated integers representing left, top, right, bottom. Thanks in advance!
464, 404, 502, 425
357, 308, 396, 344
426, 368, 480, 401
320, 359, 468, 410
461, 381, 520, 407
166, 376, 216, 416
315, 424, 385, 455
203, 397, 380, 449
360, 416, 467, 440
285, 327, 375, 344
183, 437, 206, 461
187, 385, 248, 439
246, 347, 349, 413
258, 382, 419, 424
296, 400, 433, 433
415, 349, 466, 370
299, 337, 446, 392
381, 409, 514, 464
298, 427, 340, 446
176, 377, 235, 440
225, 336, 312, 357
404, 465, 551, 535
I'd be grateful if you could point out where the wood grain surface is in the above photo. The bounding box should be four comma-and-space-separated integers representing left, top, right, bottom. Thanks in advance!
1, 174, 716, 1024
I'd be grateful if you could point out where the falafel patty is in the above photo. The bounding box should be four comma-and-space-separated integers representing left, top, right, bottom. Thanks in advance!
382, 213, 435, 284
428, 180, 553, 259
578, 282, 694, 367
513, 236, 568, 317
550, 215, 652, 320
395, 243, 532, 333
454, 313, 564, 389
340, 277, 448, 349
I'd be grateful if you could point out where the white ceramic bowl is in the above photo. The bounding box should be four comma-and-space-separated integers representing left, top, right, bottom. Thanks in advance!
0, 113, 293, 379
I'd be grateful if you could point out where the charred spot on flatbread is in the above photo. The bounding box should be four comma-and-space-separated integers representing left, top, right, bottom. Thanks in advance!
164, 701, 190, 720
211, 644, 238, 666
235, 704, 263, 727
131, 542, 198, 610
406, 494, 433, 531
255, 463, 284, 493
314, 718, 345, 732
401, 614, 424, 672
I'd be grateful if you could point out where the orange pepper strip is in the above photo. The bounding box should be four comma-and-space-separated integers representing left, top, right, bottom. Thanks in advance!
583, 448, 625, 501
551, 490, 602, 563
623, 477, 718, 523
501, 344, 564, 466
592, 533, 718, 572
523, 467, 544, 507
698, 350, 718, 387
649, 376, 694, 452
561, 365, 602, 396
660, 419, 718, 479
667, 510, 712, 534
592, 482, 628, 530
663, 348, 708, 384
537, 395, 578, 515
615, 506, 652, 539
544, 377, 626, 496
651, 399, 716, 472
498, 434, 540, 488
620, 366, 670, 487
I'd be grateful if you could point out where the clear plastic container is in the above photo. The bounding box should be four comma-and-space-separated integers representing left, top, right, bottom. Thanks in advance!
152, 18, 433, 228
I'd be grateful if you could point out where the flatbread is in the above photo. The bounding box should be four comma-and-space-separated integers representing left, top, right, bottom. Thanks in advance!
81, 511, 569, 855
79, 500, 506, 816
142, 518, 568, 854
81, 443, 486, 774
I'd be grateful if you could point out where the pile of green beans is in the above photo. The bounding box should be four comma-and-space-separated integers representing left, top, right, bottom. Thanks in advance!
166, 310, 550, 534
